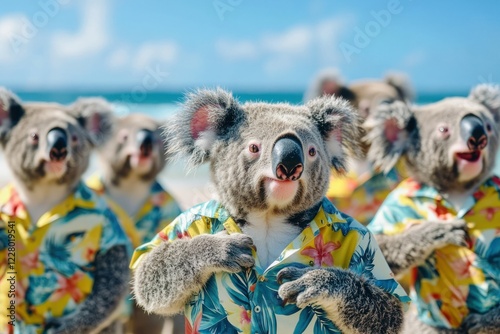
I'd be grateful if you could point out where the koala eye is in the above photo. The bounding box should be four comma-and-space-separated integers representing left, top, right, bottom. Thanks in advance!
486, 123, 492, 132
438, 126, 449, 133
249, 144, 259, 153
30, 133, 39, 145
71, 134, 78, 143
308, 147, 316, 157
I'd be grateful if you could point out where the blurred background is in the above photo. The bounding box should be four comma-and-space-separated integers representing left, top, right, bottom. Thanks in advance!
1, 0, 500, 207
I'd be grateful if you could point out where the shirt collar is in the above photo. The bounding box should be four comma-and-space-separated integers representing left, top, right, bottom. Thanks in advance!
0, 182, 98, 228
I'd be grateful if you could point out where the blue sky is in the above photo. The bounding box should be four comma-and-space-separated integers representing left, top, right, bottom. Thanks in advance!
1, 0, 499, 92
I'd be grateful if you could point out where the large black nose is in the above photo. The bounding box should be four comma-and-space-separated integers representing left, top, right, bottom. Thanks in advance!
137, 129, 154, 157
461, 114, 488, 150
47, 128, 68, 161
272, 136, 304, 181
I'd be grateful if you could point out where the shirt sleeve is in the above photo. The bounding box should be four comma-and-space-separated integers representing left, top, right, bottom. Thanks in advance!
98, 207, 133, 257
129, 206, 212, 270
349, 229, 411, 306
368, 190, 420, 236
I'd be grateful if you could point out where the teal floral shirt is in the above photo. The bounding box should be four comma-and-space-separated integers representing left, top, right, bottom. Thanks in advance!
131, 198, 409, 334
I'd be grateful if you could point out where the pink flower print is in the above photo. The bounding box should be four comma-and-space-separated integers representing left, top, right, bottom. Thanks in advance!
51, 272, 85, 303
186, 311, 202, 334
301, 235, 341, 267
20, 251, 40, 272
2, 188, 26, 217
151, 193, 167, 207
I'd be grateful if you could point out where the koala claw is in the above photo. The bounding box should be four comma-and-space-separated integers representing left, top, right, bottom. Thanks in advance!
277, 267, 327, 309
428, 219, 469, 248
213, 233, 255, 273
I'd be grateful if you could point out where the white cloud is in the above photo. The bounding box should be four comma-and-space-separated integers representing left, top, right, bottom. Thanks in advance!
401, 50, 426, 68
107, 46, 129, 69
261, 26, 312, 55
133, 41, 179, 70
51, 0, 109, 59
216, 16, 353, 73
215, 39, 258, 60
0, 14, 29, 62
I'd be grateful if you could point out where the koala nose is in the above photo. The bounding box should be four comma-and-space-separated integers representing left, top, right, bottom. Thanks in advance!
47, 128, 68, 162
272, 136, 304, 181
137, 129, 154, 157
461, 114, 488, 150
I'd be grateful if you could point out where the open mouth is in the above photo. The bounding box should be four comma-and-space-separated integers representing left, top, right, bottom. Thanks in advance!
456, 150, 481, 162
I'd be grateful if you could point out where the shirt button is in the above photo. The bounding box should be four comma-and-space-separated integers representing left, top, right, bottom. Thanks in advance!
254, 306, 261, 313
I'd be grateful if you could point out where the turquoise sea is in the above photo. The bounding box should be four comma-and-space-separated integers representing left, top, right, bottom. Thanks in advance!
15, 90, 468, 118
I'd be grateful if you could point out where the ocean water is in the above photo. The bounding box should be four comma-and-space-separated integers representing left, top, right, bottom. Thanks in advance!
15, 90, 469, 118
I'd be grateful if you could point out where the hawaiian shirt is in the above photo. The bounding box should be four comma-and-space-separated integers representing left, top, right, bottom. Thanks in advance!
130, 198, 409, 334
0, 183, 130, 334
327, 162, 406, 225
86, 174, 182, 249
369, 176, 500, 329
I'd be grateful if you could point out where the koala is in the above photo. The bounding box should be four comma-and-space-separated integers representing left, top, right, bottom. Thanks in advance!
0, 89, 130, 334
366, 84, 500, 333
131, 89, 409, 334
81, 98, 182, 334
305, 69, 415, 225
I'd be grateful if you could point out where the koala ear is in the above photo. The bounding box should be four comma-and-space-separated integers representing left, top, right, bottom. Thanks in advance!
70, 97, 115, 146
307, 96, 363, 173
364, 101, 416, 173
0, 88, 25, 144
164, 88, 244, 168
384, 72, 415, 102
469, 84, 500, 126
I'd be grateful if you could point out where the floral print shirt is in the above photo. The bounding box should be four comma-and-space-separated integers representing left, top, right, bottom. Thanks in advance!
86, 175, 182, 249
0, 183, 130, 334
327, 162, 406, 225
130, 198, 409, 334
369, 176, 500, 329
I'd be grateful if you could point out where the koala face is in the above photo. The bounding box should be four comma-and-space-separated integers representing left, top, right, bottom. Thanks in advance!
166, 89, 361, 219
96, 112, 167, 184
0, 89, 113, 190
367, 84, 500, 192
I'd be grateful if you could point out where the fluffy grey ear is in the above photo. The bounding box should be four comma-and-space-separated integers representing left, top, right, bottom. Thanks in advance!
307, 96, 363, 173
364, 101, 416, 173
164, 88, 244, 168
70, 97, 116, 146
384, 72, 415, 102
469, 84, 500, 126
0, 87, 25, 145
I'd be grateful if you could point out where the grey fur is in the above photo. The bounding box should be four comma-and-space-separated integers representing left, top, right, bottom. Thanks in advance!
277, 266, 404, 334
375, 220, 467, 276
366, 84, 500, 332
46, 245, 129, 334
133, 233, 254, 315
134, 88, 404, 333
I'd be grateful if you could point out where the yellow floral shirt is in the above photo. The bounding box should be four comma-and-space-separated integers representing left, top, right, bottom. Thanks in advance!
369, 176, 500, 329
327, 162, 406, 225
130, 199, 409, 334
0, 183, 130, 334
86, 174, 182, 249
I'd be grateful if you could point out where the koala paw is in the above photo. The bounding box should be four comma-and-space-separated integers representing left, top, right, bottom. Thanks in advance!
463, 312, 500, 334
277, 267, 334, 309
424, 219, 469, 248
210, 233, 255, 273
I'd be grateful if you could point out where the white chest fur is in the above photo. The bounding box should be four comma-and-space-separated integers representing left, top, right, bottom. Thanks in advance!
242, 211, 302, 269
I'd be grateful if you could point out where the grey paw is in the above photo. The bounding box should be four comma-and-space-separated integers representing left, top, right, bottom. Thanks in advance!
212, 233, 255, 273
464, 313, 499, 334
426, 219, 469, 248
277, 267, 331, 309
